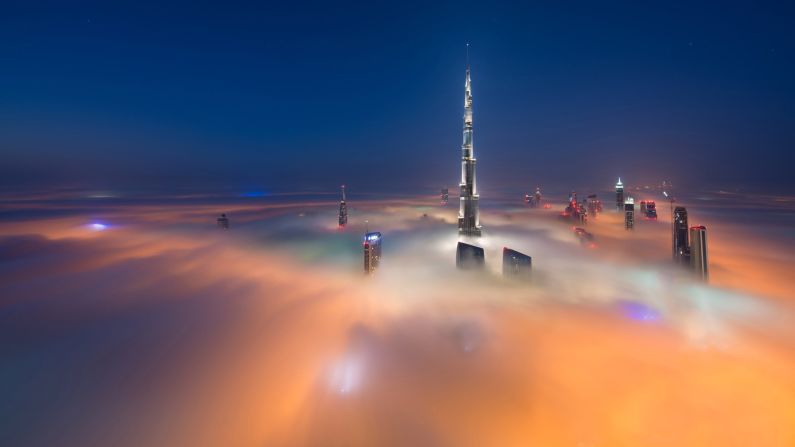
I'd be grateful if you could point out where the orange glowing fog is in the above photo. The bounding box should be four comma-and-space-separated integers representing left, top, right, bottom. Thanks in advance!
1, 192, 793, 447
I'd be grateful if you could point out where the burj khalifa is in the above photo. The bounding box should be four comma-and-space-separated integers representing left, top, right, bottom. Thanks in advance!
458, 45, 482, 236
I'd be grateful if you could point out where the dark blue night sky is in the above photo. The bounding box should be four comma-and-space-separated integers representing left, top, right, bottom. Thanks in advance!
2, 1, 793, 193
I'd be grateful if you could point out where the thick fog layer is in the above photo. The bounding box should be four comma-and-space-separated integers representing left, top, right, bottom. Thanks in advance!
1, 192, 794, 446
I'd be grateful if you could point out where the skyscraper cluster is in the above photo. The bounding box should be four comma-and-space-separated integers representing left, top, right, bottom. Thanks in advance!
672, 206, 709, 280
639, 200, 658, 220
561, 191, 589, 224
525, 187, 543, 207
327, 49, 712, 285
586, 194, 602, 218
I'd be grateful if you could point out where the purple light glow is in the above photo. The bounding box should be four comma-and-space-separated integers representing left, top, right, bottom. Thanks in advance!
619, 301, 661, 322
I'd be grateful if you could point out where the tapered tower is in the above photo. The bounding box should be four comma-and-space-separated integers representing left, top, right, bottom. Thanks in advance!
615, 177, 624, 211
458, 44, 482, 236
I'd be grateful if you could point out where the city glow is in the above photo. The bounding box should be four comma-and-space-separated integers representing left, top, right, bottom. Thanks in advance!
1, 192, 793, 446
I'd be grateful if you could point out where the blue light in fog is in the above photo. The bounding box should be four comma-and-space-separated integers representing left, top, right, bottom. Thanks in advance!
241, 191, 269, 197
620, 301, 660, 322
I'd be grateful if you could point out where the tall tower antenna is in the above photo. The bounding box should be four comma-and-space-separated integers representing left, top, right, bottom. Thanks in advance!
457, 44, 482, 236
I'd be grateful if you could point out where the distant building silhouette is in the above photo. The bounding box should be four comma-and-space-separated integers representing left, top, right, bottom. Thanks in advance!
456, 241, 485, 270
338, 185, 348, 227
526, 187, 542, 207
502, 248, 531, 278
441, 188, 449, 205
586, 194, 602, 218
217, 213, 229, 229
644, 200, 658, 219
578, 201, 588, 224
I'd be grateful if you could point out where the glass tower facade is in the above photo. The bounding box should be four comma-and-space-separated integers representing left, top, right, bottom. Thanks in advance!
673, 206, 690, 264
456, 241, 485, 270
363, 232, 382, 274
502, 248, 532, 277
458, 50, 482, 237
690, 225, 708, 280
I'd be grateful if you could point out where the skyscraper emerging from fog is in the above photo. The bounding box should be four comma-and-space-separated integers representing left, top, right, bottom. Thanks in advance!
503, 248, 532, 278
615, 178, 624, 211
586, 194, 602, 218
624, 197, 635, 229
363, 231, 382, 274
673, 206, 690, 264
217, 213, 229, 229
458, 45, 482, 236
456, 241, 485, 270
338, 185, 348, 227
690, 225, 708, 280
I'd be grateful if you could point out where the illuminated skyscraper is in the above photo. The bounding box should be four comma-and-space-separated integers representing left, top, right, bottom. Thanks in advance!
615, 177, 624, 211
363, 231, 382, 274
458, 45, 482, 236
338, 185, 348, 227
456, 241, 484, 270
441, 188, 449, 205
502, 248, 531, 278
673, 206, 690, 264
690, 225, 708, 280
624, 197, 635, 229
217, 213, 229, 229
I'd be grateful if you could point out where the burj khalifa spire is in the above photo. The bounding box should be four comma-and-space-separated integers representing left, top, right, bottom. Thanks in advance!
458, 44, 482, 236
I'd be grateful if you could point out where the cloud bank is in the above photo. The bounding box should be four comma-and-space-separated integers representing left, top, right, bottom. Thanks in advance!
1, 192, 794, 446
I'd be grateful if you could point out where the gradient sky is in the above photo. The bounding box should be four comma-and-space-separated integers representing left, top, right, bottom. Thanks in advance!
1, 1, 794, 193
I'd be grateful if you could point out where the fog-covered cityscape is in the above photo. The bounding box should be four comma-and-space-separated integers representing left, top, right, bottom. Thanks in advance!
2, 2, 795, 446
